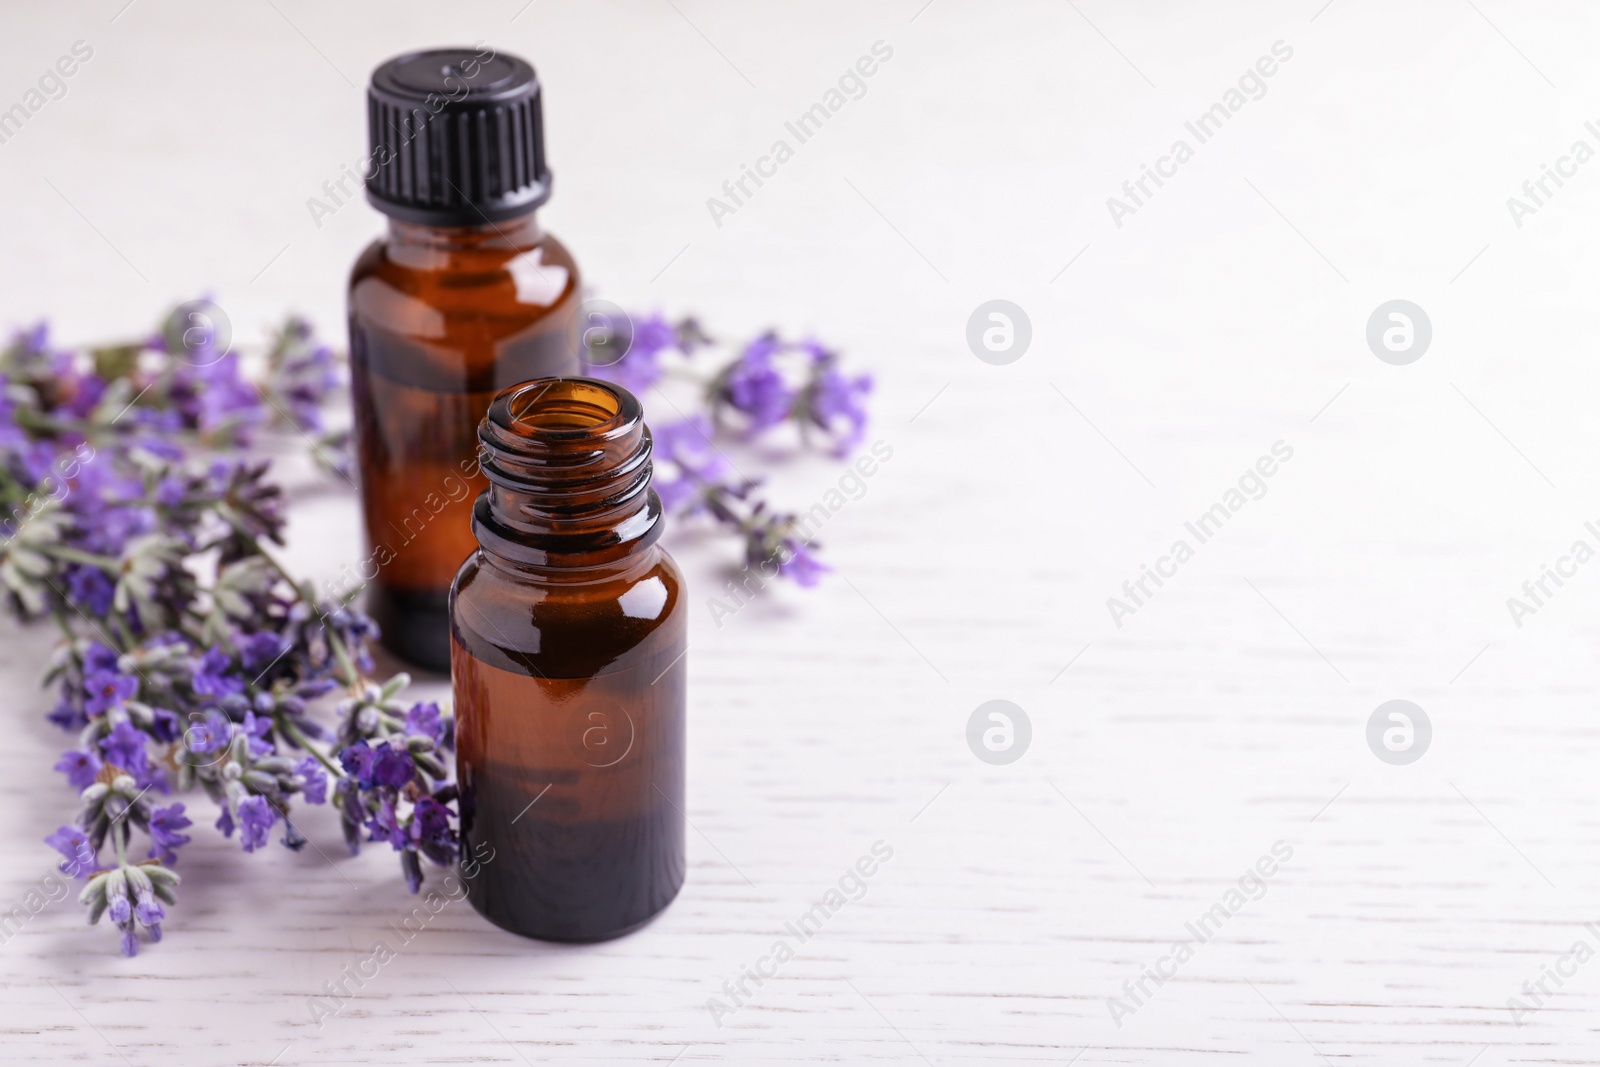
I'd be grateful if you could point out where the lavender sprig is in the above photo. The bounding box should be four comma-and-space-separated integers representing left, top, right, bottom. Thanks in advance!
0, 313, 434, 955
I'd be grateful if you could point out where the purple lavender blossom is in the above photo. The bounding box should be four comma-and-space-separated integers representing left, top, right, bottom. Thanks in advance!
134, 887, 165, 927
84, 667, 137, 717
192, 645, 244, 698
633, 313, 678, 357
236, 795, 277, 853
237, 631, 289, 674
0, 376, 28, 453
410, 796, 456, 864
805, 365, 874, 455
84, 642, 119, 673
65, 565, 116, 616
338, 741, 375, 783
67, 376, 107, 422
651, 416, 729, 514
106, 878, 131, 924
339, 740, 415, 790
154, 476, 186, 508
609, 312, 678, 394
582, 309, 678, 395
371, 745, 416, 789
186, 711, 230, 754
147, 803, 193, 864
147, 706, 180, 744
54, 749, 102, 790
779, 539, 830, 587
238, 711, 273, 759
296, 757, 328, 805
400, 848, 424, 894
66, 463, 153, 557
721, 334, 794, 431
44, 825, 95, 877
403, 702, 443, 743
278, 348, 339, 432
100, 720, 150, 775
264, 318, 342, 434
47, 699, 86, 731
363, 798, 409, 851
171, 352, 264, 435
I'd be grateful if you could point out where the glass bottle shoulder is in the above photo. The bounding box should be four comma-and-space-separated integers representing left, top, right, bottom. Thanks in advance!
450, 547, 684, 678
348, 226, 580, 332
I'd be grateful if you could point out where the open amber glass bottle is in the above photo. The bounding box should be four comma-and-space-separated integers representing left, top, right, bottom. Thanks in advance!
450, 378, 686, 941
350, 47, 580, 671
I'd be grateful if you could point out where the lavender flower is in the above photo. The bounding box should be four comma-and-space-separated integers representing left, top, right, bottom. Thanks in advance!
261, 317, 343, 435
236, 795, 277, 853
801, 362, 874, 455
44, 825, 95, 877
147, 804, 193, 864
185, 712, 230, 754
340, 740, 416, 790
717, 334, 794, 431
66, 564, 116, 615
652, 416, 730, 514
100, 720, 150, 776
192, 645, 244, 698
54, 749, 102, 790
84, 663, 137, 717
579, 310, 648, 392
777, 538, 829, 587
295, 758, 328, 805
404, 702, 444, 743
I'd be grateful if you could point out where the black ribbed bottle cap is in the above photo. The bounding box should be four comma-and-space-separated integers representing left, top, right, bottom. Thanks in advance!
365, 47, 551, 225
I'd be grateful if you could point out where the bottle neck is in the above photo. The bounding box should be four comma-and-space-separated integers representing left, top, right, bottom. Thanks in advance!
472, 378, 663, 578
384, 211, 542, 266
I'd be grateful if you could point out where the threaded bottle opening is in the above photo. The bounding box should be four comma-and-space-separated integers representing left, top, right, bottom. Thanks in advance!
506, 379, 621, 434
473, 377, 660, 569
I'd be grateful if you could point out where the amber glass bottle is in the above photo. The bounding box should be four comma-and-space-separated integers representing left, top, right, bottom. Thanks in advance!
451, 378, 686, 941
350, 47, 580, 671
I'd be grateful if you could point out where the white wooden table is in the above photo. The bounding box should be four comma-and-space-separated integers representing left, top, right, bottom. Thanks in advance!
3, 0, 1599, 1062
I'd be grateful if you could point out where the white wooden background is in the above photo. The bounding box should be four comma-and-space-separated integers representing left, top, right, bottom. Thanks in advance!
4, 0, 1600, 1062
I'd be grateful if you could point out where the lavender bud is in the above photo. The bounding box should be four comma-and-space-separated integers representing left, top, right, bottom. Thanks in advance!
242, 770, 278, 793
78, 872, 110, 908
